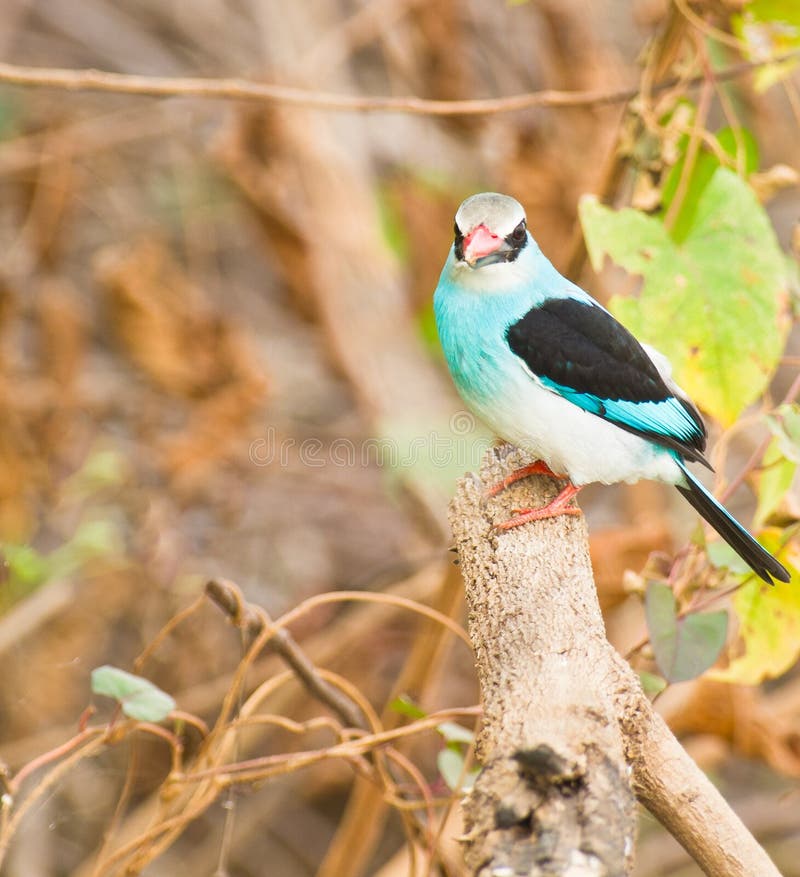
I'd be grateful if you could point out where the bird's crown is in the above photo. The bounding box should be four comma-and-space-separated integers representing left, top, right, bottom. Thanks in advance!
455, 192, 526, 238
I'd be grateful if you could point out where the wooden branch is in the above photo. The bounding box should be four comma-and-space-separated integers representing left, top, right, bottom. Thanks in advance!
449, 446, 782, 877
0, 52, 796, 116
205, 578, 368, 731
451, 446, 637, 874
622, 703, 782, 877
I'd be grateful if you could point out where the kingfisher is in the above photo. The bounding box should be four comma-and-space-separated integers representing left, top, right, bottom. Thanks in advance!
433, 192, 789, 585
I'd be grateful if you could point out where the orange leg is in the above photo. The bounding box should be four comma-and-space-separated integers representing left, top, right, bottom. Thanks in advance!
486, 460, 567, 498
495, 484, 583, 531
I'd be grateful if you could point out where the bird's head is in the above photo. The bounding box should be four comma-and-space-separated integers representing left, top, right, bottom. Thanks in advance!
453, 193, 528, 269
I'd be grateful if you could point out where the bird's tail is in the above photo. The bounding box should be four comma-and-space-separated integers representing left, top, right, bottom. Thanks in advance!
674, 461, 790, 585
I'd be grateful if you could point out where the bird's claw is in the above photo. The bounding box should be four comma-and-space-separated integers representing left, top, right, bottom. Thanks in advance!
494, 483, 583, 530
485, 460, 566, 500
495, 505, 582, 531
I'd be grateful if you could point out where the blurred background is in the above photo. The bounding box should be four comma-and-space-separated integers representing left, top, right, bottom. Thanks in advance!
0, 0, 798, 875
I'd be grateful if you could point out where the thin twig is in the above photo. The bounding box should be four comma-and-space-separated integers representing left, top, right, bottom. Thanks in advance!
0, 53, 797, 116
8, 727, 106, 794
90, 737, 140, 877
274, 589, 471, 647
0, 734, 109, 865
229, 714, 343, 737
89, 791, 218, 876
673, 0, 745, 51
782, 77, 800, 131
206, 578, 367, 729
170, 711, 209, 739
564, 3, 688, 279
663, 40, 714, 231
172, 707, 481, 785
134, 591, 207, 673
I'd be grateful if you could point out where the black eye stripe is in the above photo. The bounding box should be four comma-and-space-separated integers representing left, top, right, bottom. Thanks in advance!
452, 216, 526, 263
454, 222, 465, 260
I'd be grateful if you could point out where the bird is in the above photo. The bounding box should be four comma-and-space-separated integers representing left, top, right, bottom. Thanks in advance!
433, 192, 790, 585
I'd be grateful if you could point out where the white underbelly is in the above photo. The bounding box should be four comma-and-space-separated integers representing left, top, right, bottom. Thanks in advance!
465, 371, 683, 487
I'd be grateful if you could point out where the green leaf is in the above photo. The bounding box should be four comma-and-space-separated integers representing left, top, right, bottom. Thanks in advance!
754, 404, 800, 525
661, 127, 759, 243
580, 168, 789, 425
645, 582, 728, 682
1, 544, 50, 589
716, 127, 760, 175
436, 721, 475, 746
706, 540, 754, 576
661, 149, 723, 243
638, 670, 668, 699
769, 403, 800, 461
389, 695, 426, 720
65, 448, 127, 497
711, 531, 800, 684
437, 747, 479, 792
91, 665, 175, 722
754, 436, 797, 526
49, 518, 122, 579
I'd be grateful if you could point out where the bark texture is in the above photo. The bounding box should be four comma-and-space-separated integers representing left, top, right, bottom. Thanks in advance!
450, 446, 782, 877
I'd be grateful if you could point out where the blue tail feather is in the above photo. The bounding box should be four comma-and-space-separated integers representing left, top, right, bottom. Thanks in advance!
675, 461, 790, 585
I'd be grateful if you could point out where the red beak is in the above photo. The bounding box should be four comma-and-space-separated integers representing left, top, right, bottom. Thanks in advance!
463, 224, 502, 265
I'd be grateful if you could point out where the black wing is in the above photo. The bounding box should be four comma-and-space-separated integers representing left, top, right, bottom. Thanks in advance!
505, 297, 708, 463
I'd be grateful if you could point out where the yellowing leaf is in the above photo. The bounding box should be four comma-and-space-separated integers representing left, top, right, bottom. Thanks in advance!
733, 2, 800, 90
711, 532, 800, 684
744, 0, 800, 28
754, 436, 797, 526
580, 168, 789, 425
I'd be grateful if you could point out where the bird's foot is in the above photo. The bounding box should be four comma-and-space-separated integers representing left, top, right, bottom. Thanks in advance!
486, 460, 566, 498
495, 484, 583, 531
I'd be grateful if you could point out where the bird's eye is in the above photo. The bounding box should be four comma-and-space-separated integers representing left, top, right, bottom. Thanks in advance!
453, 222, 463, 241
511, 220, 526, 243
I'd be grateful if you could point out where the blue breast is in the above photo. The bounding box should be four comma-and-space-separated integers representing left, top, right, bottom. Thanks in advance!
433, 245, 570, 407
